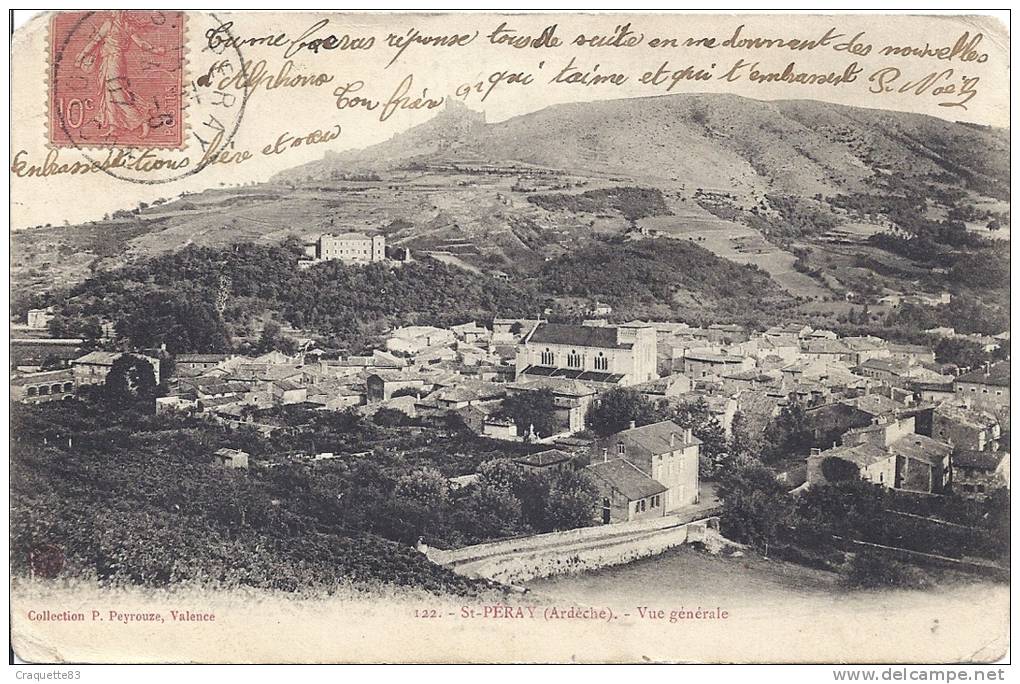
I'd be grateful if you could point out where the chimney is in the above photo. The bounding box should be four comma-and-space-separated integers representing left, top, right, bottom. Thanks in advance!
985, 362, 991, 376
628, 420, 636, 430
670, 432, 676, 447
602, 447, 609, 463
685, 427, 693, 443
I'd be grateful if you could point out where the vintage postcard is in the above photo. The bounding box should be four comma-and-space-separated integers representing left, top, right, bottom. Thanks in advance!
8, 10, 1010, 665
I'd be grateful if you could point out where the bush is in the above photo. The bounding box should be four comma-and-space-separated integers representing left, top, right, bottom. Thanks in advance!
769, 543, 842, 572
847, 552, 931, 589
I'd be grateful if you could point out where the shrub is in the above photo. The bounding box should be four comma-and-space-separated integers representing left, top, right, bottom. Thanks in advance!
847, 552, 931, 589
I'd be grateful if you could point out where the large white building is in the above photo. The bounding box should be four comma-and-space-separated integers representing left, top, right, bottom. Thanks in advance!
515, 323, 657, 387
304, 232, 385, 265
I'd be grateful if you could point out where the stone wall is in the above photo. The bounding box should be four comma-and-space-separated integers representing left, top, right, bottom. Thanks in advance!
430, 515, 719, 585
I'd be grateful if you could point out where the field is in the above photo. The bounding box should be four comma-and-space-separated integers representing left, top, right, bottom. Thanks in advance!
638, 195, 833, 300
526, 546, 1008, 662
12, 552, 1008, 663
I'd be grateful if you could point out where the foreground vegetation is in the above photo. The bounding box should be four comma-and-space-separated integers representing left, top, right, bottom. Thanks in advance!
716, 459, 1010, 588
10, 396, 598, 594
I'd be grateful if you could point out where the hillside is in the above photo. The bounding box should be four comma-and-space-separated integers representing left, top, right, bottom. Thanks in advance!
276, 94, 1009, 200
39, 237, 793, 355
12, 93, 1009, 328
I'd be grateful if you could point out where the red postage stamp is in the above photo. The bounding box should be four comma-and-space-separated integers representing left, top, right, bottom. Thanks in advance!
49, 11, 185, 149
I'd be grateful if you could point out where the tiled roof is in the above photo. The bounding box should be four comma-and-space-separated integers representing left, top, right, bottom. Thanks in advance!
840, 394, 903, 417
842, 336, 888, 351
860, 358, 910, 373
274, 378, 305, 392
953, 450, 1007, 470
889, 434, 952, 466
956, 362, 1010, 387
11, 368, 74, 385
72, 351, 121, 365
685, 351, 746, 363
521, 366, 626, 384
434, 382, 506, 403
722, 369, 776, 382
588, 458, 667, 501
514, 449, 573, 467
370, 370, 425, 383
200, 396, 243, 409
187, 380, 249, 396
177, 353, 230, 363
612, 419, 701, 454
934, 402, 998, 430
528, 323, 629, 350
805, 339, 851, 354
323, 231, 377, 240
889, 343, 933, 355
507, 377, 596, 397
817, 443, 892, 468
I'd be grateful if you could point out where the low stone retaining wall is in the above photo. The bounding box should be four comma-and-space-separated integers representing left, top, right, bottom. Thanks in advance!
833, 536, 1009, 581
430, 516, 720, 585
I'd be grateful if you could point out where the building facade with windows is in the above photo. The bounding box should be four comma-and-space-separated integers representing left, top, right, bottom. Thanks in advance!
954, 362, 1010, 414
306, 232, 386, 265
515, 323, 657, 387
596, 420, 701, 511
71, 351, 161, 387
588, 458, 668, 523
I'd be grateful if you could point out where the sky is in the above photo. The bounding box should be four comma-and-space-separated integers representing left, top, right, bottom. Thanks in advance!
9, 11, 1010, 230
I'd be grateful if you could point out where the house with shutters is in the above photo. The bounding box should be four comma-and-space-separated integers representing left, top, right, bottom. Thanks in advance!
596, 419, 700, 511
587, 458, 668, 524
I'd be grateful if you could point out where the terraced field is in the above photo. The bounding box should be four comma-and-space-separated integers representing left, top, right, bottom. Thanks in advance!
639, 196, 834, 300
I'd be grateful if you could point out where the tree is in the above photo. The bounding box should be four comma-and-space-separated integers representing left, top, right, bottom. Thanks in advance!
716, 460, 794, 554
395, 468, 450, 509
542, 468, 598, 532
934, 336, 990, 370
257, 320, 298, 355
372, 407, 412, 428
120, 293, 230, 353
796, 480, 886, 539
478, 459, 525, 493
729, 410, 763, 461
39, 354, 65, 371
387, 468, 452, 542
104, 355, 157, 408
848, 552, 929, 589
761, 403, 813, 465
497, 389, 558, 439
586, 387, 664, 437
819, 456, 860, 484
455, 484, 523, 541
670, 398, 728, 478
